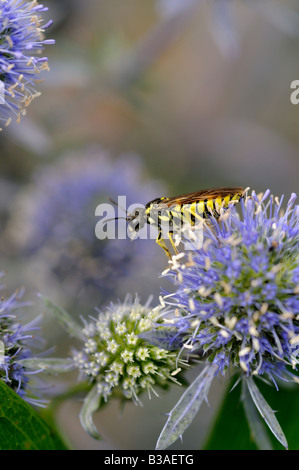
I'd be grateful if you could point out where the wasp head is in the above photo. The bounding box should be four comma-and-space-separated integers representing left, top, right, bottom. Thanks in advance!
127, 207, 147, 233
107, 198, 148, 240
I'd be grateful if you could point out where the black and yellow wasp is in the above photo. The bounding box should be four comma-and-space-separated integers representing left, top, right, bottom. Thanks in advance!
113, 187, 246, 258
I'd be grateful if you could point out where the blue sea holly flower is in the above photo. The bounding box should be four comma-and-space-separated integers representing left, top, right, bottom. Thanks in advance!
0, 285, 49, 406
156, 190, 299, 449
43, 295, 187, 439
0, 0, 54, 128
6, 146, 165, 309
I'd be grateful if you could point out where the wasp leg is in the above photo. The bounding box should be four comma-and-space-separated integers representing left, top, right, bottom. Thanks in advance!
156, 230, 172, 258
168, 231, 179, 255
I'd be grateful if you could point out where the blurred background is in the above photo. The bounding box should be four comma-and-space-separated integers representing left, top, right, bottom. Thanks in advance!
0, 0, 299, 449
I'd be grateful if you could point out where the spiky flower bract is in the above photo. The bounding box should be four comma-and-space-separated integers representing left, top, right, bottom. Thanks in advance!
5, 146, 165, 309
0, 0, 54, 128
156, 190, 299, 449
0, 284, 47, 406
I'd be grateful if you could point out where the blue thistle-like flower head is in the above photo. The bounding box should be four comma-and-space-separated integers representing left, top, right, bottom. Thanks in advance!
155, 190, 299, 449
0, 0, 54, 128
164, 190, 299, 381
6, 146, 166, 308
0, 284, 47, 406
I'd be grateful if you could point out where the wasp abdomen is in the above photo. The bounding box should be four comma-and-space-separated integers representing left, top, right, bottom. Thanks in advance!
144, 188, 244, 229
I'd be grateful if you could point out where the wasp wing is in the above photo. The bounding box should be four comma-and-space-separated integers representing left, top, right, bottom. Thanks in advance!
161, 186, 245, 207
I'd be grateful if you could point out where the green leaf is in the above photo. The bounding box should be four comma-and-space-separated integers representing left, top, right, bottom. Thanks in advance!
204, 377, 260, 450
0, 381, 68, 450
156, 364, 217, 450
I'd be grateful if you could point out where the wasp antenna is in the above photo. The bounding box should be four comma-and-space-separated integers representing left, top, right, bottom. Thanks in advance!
108, 197, 118, 206
105, 216, 128, 223
108, 197, 128, 215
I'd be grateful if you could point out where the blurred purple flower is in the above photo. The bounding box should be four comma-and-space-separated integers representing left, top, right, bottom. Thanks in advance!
6, 146, 166, 308
0, 0, 54, 128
